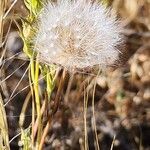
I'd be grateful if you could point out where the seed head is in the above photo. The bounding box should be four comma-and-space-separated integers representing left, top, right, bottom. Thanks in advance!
34, 0, 123, 71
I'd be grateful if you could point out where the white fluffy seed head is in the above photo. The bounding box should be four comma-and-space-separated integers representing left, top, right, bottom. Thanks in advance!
34, 0, 123, 71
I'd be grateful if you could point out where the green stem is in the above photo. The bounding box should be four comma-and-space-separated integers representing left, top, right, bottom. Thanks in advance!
30, 55, 41, 149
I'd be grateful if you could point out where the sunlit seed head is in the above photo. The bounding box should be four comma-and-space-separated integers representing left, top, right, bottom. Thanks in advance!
34, 0, 124, 71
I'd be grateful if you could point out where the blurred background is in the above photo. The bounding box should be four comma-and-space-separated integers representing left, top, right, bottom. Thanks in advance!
0, 0, 150, 149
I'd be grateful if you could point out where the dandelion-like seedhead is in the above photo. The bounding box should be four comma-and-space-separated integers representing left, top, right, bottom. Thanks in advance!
34, 0, 123, 71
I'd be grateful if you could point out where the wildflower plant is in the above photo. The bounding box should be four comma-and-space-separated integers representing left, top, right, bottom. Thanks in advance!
21, 0, 123, 149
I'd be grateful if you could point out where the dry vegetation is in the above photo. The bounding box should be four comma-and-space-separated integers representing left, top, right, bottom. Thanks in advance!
0, 0, 150, 150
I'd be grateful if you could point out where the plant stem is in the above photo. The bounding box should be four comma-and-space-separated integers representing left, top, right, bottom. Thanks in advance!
34, 56, 42, 149
30, 56, 42, 149
39, 69, 66, 149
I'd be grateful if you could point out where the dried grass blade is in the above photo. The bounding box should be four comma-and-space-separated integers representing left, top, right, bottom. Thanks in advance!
0, 93, 10, 150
